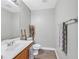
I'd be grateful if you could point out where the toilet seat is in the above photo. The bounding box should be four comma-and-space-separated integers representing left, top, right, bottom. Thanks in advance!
33, 44, 41, 49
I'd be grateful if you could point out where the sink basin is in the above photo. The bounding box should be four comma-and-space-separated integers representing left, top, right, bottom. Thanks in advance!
6, 43, 20, 51
6, 40, 27, 51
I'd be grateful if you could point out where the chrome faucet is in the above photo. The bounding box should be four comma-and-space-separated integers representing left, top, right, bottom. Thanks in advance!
7, 41, 15, 46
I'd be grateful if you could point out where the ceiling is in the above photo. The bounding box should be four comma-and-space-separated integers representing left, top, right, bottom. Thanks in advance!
23, 0, 58, 11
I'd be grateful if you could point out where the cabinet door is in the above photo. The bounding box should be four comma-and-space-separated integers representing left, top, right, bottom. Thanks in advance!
14, 48, 29, 59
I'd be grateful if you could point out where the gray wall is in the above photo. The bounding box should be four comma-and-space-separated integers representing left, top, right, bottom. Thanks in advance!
1, 1, 31, 40
31, 9, 56, 48
55, 0, 78, 59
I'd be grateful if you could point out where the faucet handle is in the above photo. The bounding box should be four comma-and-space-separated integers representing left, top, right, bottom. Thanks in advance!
11, 41, 14, 45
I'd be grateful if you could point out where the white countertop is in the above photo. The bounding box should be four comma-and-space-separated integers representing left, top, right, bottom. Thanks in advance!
1, 37, 33, 59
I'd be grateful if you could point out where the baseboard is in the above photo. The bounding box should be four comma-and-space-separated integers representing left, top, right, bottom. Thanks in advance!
41, 47, 59, 59
41, 47, 56, 50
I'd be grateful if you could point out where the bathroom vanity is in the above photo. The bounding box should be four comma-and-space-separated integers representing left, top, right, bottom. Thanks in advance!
1, 37, 33, 59
13, 42, 33, 59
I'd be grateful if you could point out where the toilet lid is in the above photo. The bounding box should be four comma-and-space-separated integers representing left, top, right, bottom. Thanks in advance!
33, 44, 41, 49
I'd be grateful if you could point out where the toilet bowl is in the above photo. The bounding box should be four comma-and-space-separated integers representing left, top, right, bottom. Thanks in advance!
33, 44, 41, 55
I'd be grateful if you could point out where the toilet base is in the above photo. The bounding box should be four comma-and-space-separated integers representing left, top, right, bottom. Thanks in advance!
33, 51, 39, 55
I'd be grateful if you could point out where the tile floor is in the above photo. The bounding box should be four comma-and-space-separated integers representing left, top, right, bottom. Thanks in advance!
34, 49, 57, 59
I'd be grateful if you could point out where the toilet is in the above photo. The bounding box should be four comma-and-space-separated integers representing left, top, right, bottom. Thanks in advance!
33, 44, 41, 55
29, 44, 41, 59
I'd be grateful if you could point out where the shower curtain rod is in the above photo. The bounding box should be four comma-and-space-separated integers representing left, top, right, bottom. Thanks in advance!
64, 18, 78, 25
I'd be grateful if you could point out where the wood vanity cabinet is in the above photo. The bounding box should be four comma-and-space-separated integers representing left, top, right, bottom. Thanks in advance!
13, 43, 33, 59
